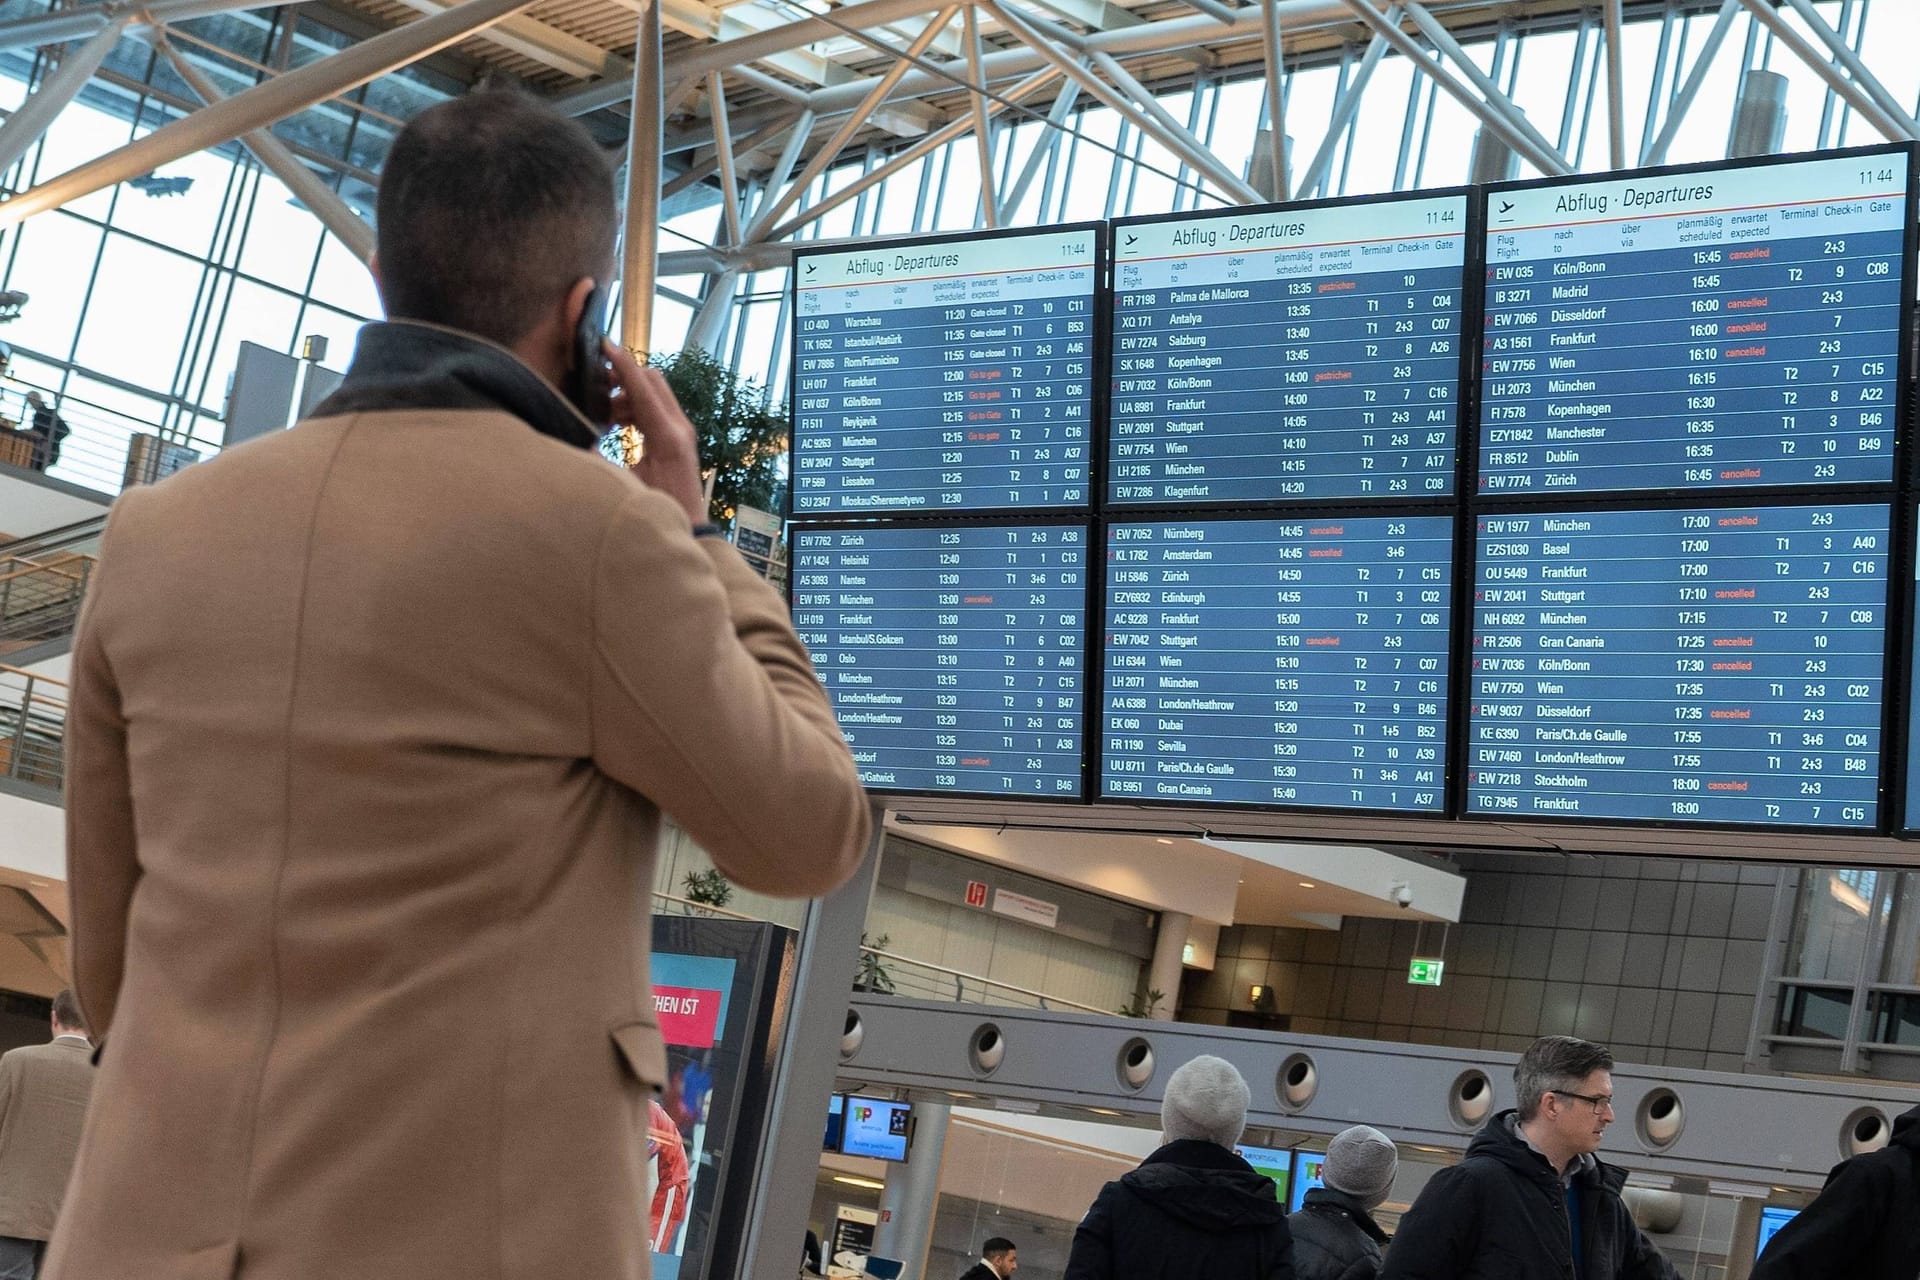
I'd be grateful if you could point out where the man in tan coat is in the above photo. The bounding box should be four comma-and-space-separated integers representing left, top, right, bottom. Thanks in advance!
52, 91, 870, 1278
0, 991, 91, 1277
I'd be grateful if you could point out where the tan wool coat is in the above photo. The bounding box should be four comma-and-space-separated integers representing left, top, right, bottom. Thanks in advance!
52, 389, 870, 1278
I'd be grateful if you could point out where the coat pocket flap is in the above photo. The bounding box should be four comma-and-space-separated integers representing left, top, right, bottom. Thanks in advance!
609, 1020, 667, 1090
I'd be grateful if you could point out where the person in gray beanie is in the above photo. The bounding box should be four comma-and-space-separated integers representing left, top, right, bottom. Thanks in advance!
1287, 1126, 1399, 1280
1064, 1056, 1294, 1280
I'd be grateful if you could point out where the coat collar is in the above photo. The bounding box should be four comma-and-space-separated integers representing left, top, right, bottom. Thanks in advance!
1299, 1186, 1391, 1243
313, 320, 603, 450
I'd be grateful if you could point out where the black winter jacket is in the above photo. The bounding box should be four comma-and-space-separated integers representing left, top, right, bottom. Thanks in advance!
1751, 1102, 1920, 1280
1377, 1112, 1675, 1280
1288, 1187, 1389, 1280
1063, 1139, 1295, 1280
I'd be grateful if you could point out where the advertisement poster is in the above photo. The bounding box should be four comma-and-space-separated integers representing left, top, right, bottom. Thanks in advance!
649, 952, 737, 1280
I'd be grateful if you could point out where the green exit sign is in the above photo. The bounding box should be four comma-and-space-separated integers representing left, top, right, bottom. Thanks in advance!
1408, 958, 1445, 987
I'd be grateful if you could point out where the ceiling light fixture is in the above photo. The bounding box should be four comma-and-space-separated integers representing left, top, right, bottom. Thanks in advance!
832, 1175, 887, 1191
1299, 881, 1316, 889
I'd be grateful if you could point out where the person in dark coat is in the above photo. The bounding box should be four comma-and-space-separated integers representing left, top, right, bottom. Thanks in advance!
956, 1237, 1017, 1280
22, 393, 67, 473
1751, 1102, 1920, 1280
1064, 1055, 1293, 1280
1379, 1036, 1675, 1280
1289, 1125, 1398, 1280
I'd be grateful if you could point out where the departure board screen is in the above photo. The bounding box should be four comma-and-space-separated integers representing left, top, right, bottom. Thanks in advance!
1110, 193, 1468, 505
1102, 515, 1453, 811
792, 522, 1088, 798
1480, 149, 1911, 495
790, 226, 1100, 517
1468, 503, 1891, 827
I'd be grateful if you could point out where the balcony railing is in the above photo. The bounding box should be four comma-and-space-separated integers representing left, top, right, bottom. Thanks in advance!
649, 892, 1112, 1016
0, 664, 65, 792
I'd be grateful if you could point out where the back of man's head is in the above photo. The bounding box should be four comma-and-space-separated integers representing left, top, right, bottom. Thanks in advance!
375, 90, 616, 349
50, 989, 87, 1037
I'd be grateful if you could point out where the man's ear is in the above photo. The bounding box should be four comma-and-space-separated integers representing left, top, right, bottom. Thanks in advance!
369, 252, 387, 315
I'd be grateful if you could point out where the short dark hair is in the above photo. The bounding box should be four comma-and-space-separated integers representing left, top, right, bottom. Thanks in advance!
50, 989, 86, 1035
374, 89, 616, 347
1514, 1034, 1613, 1121
982, 1237, 1016, 1259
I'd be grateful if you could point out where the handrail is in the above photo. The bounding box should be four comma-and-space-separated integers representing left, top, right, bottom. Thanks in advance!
0, 665, 67, 690
0, 516, 108, 559
860, 945, 1113, 1016
0, 560, 90, 586
649, 889, 765, 923
647, 890, 1119, 1016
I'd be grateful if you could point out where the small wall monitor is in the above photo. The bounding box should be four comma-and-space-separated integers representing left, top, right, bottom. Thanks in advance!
823, 1093, 846, 1153
1479, 146, 1913, 496
790, 224, 1102, 517
1289, 1150, 1328, 1212
1756, 1205, 1799, 1257
839, 1097, 913, 1162
1233, 1143, 1293, 1202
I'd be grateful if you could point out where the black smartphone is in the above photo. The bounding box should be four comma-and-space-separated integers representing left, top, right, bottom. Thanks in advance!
564, 283, 613, 428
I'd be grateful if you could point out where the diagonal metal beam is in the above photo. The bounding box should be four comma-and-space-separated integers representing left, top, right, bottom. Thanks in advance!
0, 0, 549, 230
707, 70, 743, 247
1771, 0, 1920, 140
1642, 0, 1738, 166
1396, 1, 1572, 172
1293, 9, 1396, 198
765, 65, 1062, 243
0, 17, 129, 179
0, 0, 282, 54
1734, 0, 1911, 140
1086, 48, 1261, 201
153, 33, 375, 263
986, 0, 1257, 201
743, 8, 958, 243
661, 113, 798, 201
963, 6, 998, 227
1000, 77, 1081, 219
1339, 0, 1568, 175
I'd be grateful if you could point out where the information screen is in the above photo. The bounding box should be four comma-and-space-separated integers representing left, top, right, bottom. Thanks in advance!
790, 227, 1100, 517
792, 521, 1088, 798
1102, 515, 1452, 811
1480, 149, 1911, 495
1468, 502, 1891, 827
839, 1097, 912, 1161
1110, 193, 1468, 505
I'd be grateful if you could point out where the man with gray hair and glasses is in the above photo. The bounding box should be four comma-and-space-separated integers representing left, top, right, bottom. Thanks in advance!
1380, 1035, 1675, 1280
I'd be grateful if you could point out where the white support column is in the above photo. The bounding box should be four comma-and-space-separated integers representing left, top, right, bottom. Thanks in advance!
1260, 0, 1290, 200
620, 0, 664, 353
1147, 910, 1191, 1021
1601, 0, 1625, 169
963, 6, 998, 228
870, 1099, 952, 1275
1641, 0, 1740, 167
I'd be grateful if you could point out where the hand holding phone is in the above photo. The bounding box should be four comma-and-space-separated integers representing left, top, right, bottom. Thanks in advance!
606, 342, 706, 531
564, 284, 614, 427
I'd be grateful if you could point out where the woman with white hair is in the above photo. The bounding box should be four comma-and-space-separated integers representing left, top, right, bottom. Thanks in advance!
1064, 1055, 1294, 1280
